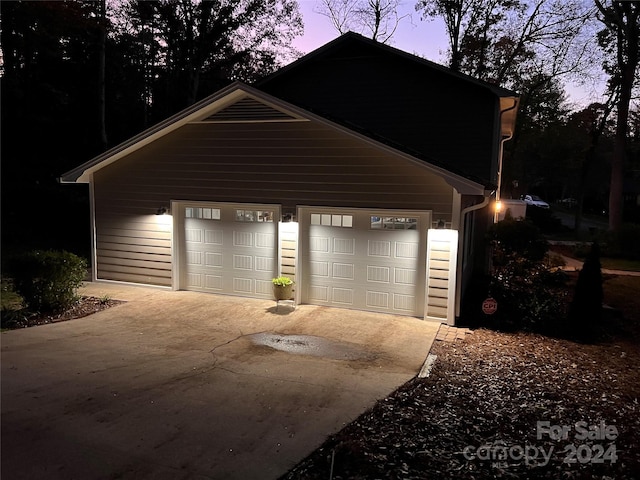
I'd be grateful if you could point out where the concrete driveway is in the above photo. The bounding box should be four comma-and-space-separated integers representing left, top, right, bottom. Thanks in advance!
2, 282, 439, 480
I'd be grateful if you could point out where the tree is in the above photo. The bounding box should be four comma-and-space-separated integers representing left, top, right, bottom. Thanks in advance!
595, 0, 640, 231
416, 0, 596, 88
115, 0, 303, 118
98, 0, 108, 150
569, 98, 617, 232
416, 0, 522, 73
316, 0, 409, 43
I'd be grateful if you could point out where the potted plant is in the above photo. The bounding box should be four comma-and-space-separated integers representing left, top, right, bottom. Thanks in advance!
272, 276, 294, 301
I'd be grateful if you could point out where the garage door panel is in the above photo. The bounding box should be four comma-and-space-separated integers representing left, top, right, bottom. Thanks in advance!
394, 268, 417, 285
368, 240, 391, 257
205, 252, 223, 267
186, 251, 202, 266
310, 261, 330, 277
187, 273, 202, 288
367, 265, 390, 283
256, 233, 274, 248
310, 236, 330, 253
393, 294, 416, 312
205, 275, 223, 290
395, 242, 419, 259
205, 230, 223, 244
255, 256, 274, 272
233, 254, 253, 270
233, 231, 253, 247
256, 279, 273, 296
366, 291, 389, 308
309, 284, 329, 301
332, 263, 355, 279
233, 277, 253, 293
333, 238, 355, 254
331, 287, 354, 305
186, 229, 203, 243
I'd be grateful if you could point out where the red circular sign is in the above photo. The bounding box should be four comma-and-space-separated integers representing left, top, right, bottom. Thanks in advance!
482, 297, 498, 315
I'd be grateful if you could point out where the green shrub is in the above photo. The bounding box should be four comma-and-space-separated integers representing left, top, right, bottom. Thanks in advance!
8, 250, 87, 313
487, 218, 569, 334
489, 257, 569, 333
488, 217, 548, 265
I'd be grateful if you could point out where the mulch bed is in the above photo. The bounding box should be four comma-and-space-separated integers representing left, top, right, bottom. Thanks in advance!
1, 296, 125, 329
281, 327, 640, 479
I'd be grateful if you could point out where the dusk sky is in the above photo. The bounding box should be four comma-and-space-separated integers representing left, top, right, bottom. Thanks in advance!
292, 1, 449, 64
291, 0, 603, 108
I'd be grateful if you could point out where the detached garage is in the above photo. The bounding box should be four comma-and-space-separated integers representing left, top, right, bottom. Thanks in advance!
61, 33, 518, 325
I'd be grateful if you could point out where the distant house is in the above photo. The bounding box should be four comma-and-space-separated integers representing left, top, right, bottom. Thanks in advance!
61, 33, 519, 325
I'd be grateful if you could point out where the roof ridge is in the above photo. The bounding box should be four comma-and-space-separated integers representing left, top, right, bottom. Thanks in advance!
256, 31, 517, 98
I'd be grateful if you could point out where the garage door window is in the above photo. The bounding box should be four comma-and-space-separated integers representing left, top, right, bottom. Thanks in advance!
186, 207, 221, 219
310, 213, 353, 227
370, 216, 418, 230
235, 209, 274, 222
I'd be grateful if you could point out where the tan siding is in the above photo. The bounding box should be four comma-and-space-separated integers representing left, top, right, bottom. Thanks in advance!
426, 243, 451, 319
93, 119, 454, 287
279, 223, 298, 286
93, 209, 172, 286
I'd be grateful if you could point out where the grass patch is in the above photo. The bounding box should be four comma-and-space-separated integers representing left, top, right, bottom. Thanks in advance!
548, 244, 640, 272
600, 257, 640, 271
603, 275, 640, 320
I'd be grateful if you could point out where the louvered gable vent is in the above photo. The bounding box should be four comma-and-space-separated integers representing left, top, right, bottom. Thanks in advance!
202, 97, 296, 122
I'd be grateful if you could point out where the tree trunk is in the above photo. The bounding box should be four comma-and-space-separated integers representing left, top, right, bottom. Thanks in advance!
98, 0, 108, 150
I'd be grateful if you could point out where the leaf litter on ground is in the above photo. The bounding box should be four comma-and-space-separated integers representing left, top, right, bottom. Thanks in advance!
281, 328, 640, 480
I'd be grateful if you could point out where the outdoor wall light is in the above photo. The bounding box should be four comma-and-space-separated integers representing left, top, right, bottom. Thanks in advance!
436, 219, 445, 229
156, 206, 169, 215
495, 201, 502, 213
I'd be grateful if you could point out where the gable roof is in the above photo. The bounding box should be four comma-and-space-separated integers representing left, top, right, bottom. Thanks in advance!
60, 82, 487, 194
259, 32, 517, 100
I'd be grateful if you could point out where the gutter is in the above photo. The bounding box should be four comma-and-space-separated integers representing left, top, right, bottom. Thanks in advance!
494, 98, 519, 222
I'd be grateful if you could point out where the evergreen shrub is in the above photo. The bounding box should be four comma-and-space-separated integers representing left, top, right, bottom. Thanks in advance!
8, 250, 87, 313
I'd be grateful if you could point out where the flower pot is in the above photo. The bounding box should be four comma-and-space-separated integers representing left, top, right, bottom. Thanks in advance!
273, 283, 294, 301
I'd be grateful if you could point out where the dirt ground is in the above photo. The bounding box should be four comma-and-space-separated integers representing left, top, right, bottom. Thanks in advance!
1, 296, 125, 329
280, 276, 640, 480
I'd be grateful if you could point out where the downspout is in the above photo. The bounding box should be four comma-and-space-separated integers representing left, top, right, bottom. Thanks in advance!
455, 195, 491, 317
494, 98, 519, 222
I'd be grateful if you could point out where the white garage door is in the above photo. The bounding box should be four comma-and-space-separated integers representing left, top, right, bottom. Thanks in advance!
300, 208, 429, 317
181, 203, 279, 299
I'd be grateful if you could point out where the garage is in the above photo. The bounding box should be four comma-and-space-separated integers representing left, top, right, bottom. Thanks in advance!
178, 202, 280, 299
299, 207, 430, 317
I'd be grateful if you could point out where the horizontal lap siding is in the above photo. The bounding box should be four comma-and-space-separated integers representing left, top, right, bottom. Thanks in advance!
93, 212, 173, 286
93, 120, 454, 286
